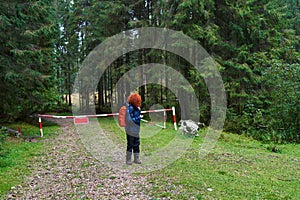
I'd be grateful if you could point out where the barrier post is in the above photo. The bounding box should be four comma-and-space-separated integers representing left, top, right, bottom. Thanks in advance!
172, 106, 177, 130
39, 117, 43, 137
163, 110, 167, 129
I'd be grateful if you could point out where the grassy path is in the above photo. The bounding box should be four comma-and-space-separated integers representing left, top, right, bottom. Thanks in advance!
6, 120, 154, 199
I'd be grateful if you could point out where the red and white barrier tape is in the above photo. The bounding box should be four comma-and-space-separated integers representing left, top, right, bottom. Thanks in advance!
38, 107, 177, 137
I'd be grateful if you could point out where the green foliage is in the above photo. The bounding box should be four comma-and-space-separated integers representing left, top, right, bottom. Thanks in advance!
0, 0, 60, 121
152, 0, 300, 143
261, 62, 300, 143
1, 0, 299, 143
216, 0, 299, 143
0, 127, 9, 156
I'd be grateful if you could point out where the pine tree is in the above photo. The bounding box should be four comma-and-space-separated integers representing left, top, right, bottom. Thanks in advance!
0, 0, 59, 121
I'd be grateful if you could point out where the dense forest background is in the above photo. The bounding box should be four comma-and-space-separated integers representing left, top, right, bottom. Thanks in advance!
0, 0, 299, 143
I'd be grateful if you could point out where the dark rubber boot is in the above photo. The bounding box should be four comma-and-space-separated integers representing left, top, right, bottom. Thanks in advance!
133, 153, 141, 164
126, 152, 132, 165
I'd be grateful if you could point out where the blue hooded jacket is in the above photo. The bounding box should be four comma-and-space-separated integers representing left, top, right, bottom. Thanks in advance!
125, 103, 141, 137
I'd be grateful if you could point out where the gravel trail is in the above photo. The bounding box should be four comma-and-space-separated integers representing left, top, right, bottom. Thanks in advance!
7, 119, 157, 200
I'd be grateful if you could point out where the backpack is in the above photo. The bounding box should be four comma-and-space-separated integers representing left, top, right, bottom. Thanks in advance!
118, 105, 127, 127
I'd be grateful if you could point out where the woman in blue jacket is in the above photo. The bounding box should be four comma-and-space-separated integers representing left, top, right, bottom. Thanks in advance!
125, 93, 142, 165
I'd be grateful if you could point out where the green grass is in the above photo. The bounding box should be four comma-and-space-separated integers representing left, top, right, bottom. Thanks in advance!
151, 133, 300, 199
0, 122, 60, 197
1, 118, 298, 199
99, 118, 300, 199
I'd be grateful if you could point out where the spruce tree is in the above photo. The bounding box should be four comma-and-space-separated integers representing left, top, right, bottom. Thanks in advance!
0, 0, 59, 121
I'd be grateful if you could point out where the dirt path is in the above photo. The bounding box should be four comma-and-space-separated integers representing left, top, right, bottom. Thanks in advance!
7, 120, 155, 199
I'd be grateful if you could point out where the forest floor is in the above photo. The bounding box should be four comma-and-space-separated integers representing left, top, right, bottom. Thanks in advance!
4, 118, 300, 199
6, 119, 156, 200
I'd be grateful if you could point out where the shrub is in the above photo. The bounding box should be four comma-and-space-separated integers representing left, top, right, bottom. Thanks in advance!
0, 127, 9, 157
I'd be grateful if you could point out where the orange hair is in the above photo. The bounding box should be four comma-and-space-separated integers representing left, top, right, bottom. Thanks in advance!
127, 93, 142, 108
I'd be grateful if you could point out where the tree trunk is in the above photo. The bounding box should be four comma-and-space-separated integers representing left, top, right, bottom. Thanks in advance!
68, 63, 72, 106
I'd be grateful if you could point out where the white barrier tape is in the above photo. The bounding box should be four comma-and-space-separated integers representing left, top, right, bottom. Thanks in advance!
141, 119, 165, 129
141, 108, 172, 114
38, 113, 118, 119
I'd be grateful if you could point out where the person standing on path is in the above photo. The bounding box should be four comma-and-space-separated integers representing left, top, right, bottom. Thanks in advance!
125, 93, 142, 165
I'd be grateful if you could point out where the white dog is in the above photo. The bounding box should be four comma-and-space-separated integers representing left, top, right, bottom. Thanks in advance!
178, 120, 205, 136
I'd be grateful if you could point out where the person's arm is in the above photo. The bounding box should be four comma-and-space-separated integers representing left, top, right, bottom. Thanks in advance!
128, 106, 141, 124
